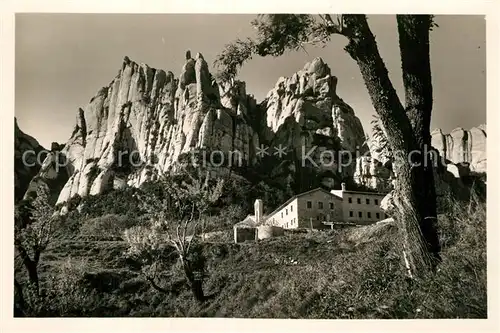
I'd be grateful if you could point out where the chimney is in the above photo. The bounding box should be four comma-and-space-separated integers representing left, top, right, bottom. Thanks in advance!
254, 199, 263, 224
341, 182, 346, 191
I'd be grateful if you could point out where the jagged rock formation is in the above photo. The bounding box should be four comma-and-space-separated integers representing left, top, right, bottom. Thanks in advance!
257, 57, 367, 190
26, 52, 261, 206
353, 156, 393, 192
22, 54, 382, 206
261, 57, 366, 152
431, 125, 486, 173
63, 53, 261, 205
22, 144, 70, 205
14, 119, 47, 202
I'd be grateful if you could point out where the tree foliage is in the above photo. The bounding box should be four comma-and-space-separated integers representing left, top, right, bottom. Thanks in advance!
214, 14, 347, 82
14, 186, 59, 315
123, 168, 224, 302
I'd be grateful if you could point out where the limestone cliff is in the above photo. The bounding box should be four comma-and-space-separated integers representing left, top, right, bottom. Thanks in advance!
24, 52, 260, 206
14, 119, 47, 202
23, 54, 374, 206
431, 126, 486, 173
353, 156, 393, 192
258, 57, 367, 190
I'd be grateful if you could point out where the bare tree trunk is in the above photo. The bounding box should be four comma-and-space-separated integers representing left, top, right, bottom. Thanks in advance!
342, 15, 441, 276
16, 245, 40, 294
397, 14, 441, 266
180, 256, 205, 302
14, 278, 26, 317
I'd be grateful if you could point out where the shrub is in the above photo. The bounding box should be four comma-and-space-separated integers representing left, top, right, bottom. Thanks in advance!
18, 257, 98, 316
203, 204, 246, 233
77, 187, 143, 218
79, 214, 140, 241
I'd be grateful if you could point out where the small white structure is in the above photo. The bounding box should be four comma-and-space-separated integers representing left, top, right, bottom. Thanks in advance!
234, 198, 284, 243
256, 225, 285, 240
254, 199, 263, 224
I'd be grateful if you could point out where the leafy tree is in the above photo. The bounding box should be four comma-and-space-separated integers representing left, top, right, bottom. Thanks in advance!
123, 169, 224, 302
14, 186, 59, 315
215, 14, 441, 277
179, 168, 225, 239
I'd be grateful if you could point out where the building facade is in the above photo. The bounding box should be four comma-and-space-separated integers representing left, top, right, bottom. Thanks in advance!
236, 184, 389, 232
331, 183, 389, 225
266, 188, 344, 229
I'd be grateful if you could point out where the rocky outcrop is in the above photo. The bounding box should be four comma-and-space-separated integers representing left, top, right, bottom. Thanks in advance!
258, 57, 367, 190
353, 156, 393, 192
359, 123, 487, 194
14, 119, 47, 202
22, 145, 70, 205
26, 52, 260, 206
431, 126, 486, 173
23, 55, 377, 206
262, 57, 366, 152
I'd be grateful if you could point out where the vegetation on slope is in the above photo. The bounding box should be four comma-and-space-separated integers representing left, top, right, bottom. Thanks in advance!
14, 184, 486, 318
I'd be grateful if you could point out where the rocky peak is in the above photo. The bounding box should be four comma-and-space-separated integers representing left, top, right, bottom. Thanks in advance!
23, 51, 262, 206
262, 57, 365, 153
23, 53, 375, 207
431, 125, 486, 173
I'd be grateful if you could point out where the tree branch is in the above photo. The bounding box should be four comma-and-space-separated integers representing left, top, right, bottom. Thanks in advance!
396, 14, 434, 146
341, 14, 416, 154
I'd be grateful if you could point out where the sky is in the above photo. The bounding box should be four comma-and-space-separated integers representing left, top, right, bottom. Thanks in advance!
15, 14, 486, 148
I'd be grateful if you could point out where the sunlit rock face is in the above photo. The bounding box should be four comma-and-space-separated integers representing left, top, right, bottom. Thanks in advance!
259, 57, 367, 191
23, 54, 385, 205
24, 52, 260, 205
431, 126, 486, 173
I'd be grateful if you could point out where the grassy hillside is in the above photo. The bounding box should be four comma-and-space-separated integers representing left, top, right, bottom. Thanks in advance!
20, 191, 486, 318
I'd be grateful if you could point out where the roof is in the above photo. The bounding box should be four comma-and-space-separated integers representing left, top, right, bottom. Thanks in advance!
234, 214, 269, 228
267, 187, 341, 218
341, 190, 388, 196
234, 215, 256, 228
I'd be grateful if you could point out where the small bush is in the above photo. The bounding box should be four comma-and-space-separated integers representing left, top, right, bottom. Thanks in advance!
79, 214, 140, 241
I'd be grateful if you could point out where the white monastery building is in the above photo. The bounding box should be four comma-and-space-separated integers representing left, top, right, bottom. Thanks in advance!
239, 183, 389, 230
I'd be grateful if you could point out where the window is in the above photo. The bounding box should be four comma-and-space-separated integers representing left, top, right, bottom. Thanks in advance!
375, 199, 379, 205
290, 205, 293, 212
358, 211, 362, 218
366, 198, 370, 205
329, 202, 334, 209
281, 212, 283, 218
318, 201, 324, 209
349, 211, 353, 217
286, 208, 288, 215
348, 197, 352, 203
357, 198, 361, 204
307, 201, 312, 209
376, 213, 380, 219
367, 212, 372, 218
